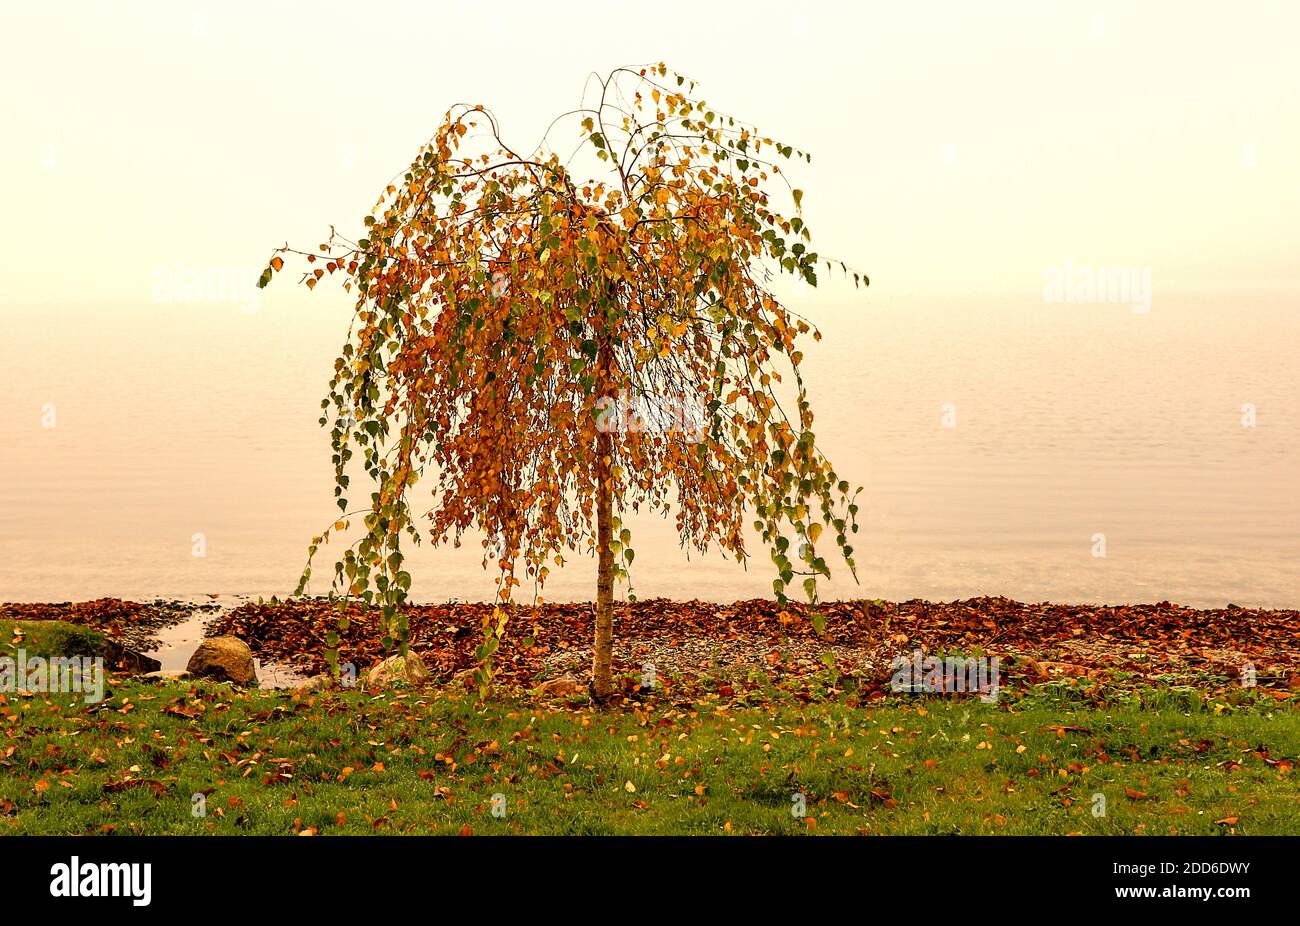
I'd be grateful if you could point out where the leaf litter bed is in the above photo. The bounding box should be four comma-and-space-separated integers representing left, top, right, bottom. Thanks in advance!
0, 598, 217, 654
208, 597, 1299, 702
5, 596, 1297, 703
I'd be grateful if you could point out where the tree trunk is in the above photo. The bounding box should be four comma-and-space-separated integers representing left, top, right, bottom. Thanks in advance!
592, 428, 615, 702
591, 332, 616, 703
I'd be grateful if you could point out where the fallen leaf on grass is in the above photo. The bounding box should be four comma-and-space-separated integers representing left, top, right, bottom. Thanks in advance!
869, 788, 897, 808
1044, 725, 1092, 736
102, 778, 167, 797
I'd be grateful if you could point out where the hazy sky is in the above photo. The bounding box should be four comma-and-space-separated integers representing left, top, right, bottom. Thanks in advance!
2, 2, 1299, 606
2, 0, 1297, 317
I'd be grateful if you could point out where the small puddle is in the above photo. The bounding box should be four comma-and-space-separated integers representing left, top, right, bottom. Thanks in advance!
144, 609, 213, 673
141, 597, 308, 689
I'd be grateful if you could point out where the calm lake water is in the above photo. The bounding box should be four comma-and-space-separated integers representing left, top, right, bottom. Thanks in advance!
2, 286, 1297, 607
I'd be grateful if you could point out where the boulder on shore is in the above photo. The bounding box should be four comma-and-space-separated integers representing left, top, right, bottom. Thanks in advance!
185, 636, 259, 686
103, 639, 162, 674
536, 674, 584, 698
295, 673, 335, 693
363, 652, 428, 690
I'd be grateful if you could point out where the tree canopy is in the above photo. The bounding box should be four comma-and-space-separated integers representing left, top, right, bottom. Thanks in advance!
261, 63, 866, 698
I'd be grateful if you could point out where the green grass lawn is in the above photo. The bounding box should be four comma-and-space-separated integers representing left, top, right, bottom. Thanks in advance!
4, 661, 1297, 835
1, 618, 108, 660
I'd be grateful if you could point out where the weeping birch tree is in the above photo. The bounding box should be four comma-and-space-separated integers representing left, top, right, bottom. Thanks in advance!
261, 63, 866, 702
